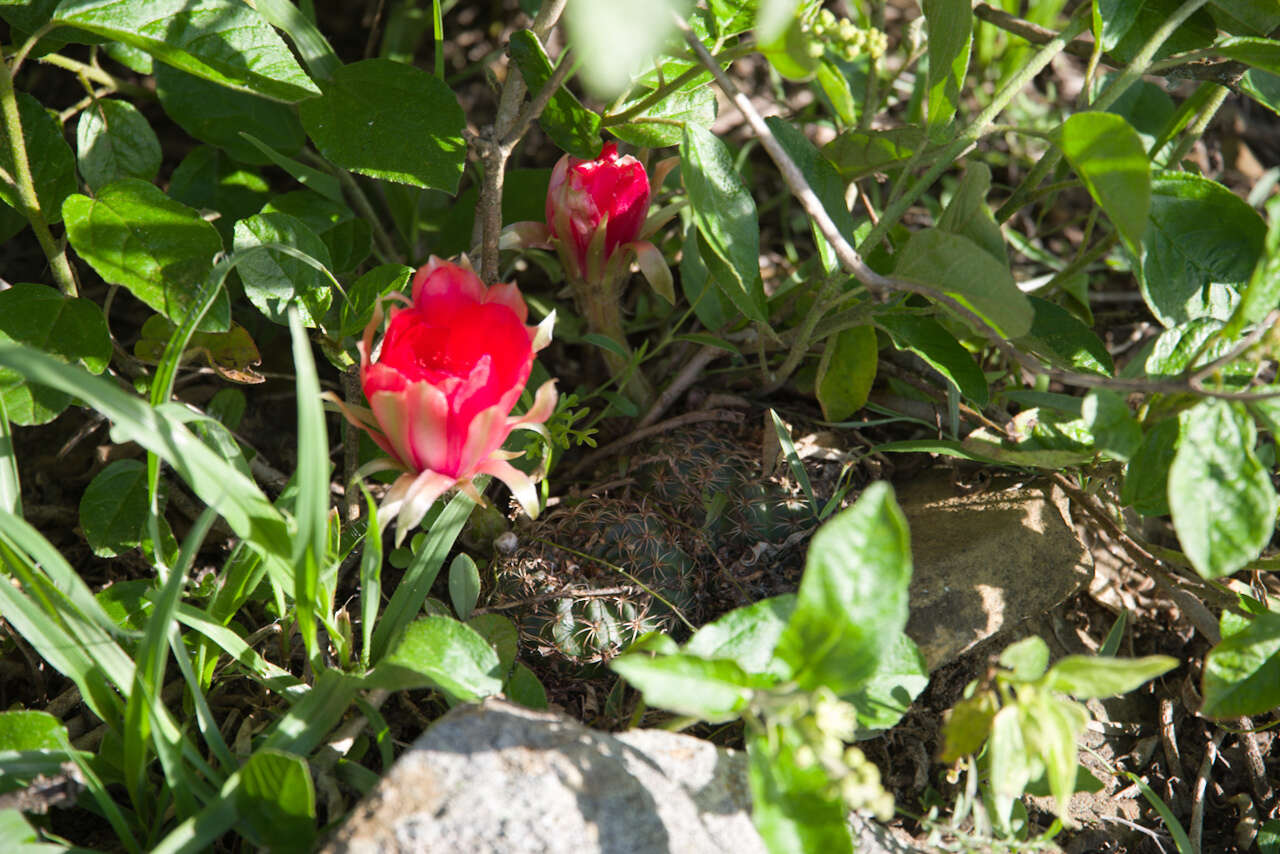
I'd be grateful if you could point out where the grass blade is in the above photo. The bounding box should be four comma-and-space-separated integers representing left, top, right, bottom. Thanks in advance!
289, 308, 329, 666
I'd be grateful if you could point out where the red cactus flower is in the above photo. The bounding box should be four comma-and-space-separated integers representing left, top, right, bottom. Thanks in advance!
546, 142, 651, 281
332, 257, 556, 540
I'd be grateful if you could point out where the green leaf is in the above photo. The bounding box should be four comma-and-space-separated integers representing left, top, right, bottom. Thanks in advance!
773, 481, 911, 695
0, 92, 77, 225
1145, 318, 1254, 385
1121, 417, 1179, 516
505, 661, 548, 709
63, 179, 228, 330
52, 0, 320, 103
0, 283, 112, 425
816, 60, 857, 127
1055, 112, 1150, 253
999, 636, 1050, 682
1082, 389, 1141, 462
681, 123, 766, 323
823, 127, 924, 180
368, 616, 503, 701
1202, 611, 1280, 718
508, 30, 600, 158
299, 58, 465, 192
1223, 194, 1280, 341
448, 553, 481, 621
340, 264, 412, 338
563, 0, 689, 97
78, 459, 150, 557
815, 325, 877, 422
466, 613, 519, 675
1044, 654, 1178, 699
1168, 400, 1277, 578
1139, 172, 1267, 327
924, 0, 972, 131
1020, 692, 1089, 823
936, 163, 1006, 265
75, 98, 161, 191
1094, 0, 1141, 50
234, 749, 316, 853
232, 212, 333, 326
876, 312, 988, 407
940, 690, 998, 762
1108, 0, 1217, 64
155, 64, 305, 165
747, 728, 853, 854
0, 710, 67, 751
893, 229, 1034, 339
611, 652, 768, 721
239, 133, 344, 204
1213, 36, 1280, 74
848, 632, 929, 734
168, 146, 271, 243
684, 594, 796, 677
764, 116, 855, 274
1021, 296, 1114, 375
609, 87, 717, 148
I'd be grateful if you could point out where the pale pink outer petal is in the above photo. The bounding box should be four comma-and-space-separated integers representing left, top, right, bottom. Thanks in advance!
475, 458, 541, 519
403, 380, 453, 474
393, 470, 458, 544
507, 380, 558, 430
531, 310, 556, 353
320, 391, 404, 469
377, 472, 417, 532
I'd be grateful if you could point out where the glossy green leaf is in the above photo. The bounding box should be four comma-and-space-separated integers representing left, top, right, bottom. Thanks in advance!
509, 29, 600, 158
63, 179, 228, 330
155, 64, 305, 165
1045, 654, 1177, 699
300, 58, 465, 191
611, 652, 768, 721
52, 0, 318, 102
816, 60, 857, 127
448, 553, 481, 621
235, 749, 316, 853
75, 98, 161, 191
1209, 0, 1280, 35
1144, 318, 1254, 385
1213, 36, 1280, 74
340, 264, 412, 338
79, 459, 149, 557
684, 594, 796, 676
1056, 112, 1150, 253
232, 212, 333, 326
893, 229, 1034, 339
609, 87, 717, 148
923, 0, 972, 131
0, 92, 77, 225
368, 616, 503, 701
773, 482, 911, 695
1121, 417, 1179, 516
816, 325, 877, 422
0, 710, 67, 751
1201, 610, 1280, 718
1168, 400, 1277, 578
1094, 0, 1140, 51
681, 123, 766, 322
1082, 389, 1141, 462
1139, 172, 1267, 327
1022, 296, 1113, 375
823, 127, 924, 180
876, 312, 988, 406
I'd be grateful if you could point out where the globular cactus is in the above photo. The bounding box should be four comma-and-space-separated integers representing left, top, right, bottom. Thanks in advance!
492, 423, 824, 664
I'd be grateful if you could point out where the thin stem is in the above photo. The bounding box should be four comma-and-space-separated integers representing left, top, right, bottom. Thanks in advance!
0, 53, 77, 296
35, 52, 152, 100
329, 164, 399, 265
601, 43, 755, 127
995, 0, 1213, 223
1163, 82, 1230, 166
858, 0, 885, 131
431, 0, 445, 79
760, 274, 843, 394
862, 7, 1090, 250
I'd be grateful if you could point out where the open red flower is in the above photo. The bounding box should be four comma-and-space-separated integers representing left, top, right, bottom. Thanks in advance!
546, 142, 651, 281
333, 257, 555, 540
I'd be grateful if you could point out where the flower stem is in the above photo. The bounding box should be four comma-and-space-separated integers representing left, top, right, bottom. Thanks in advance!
0, 53, 77, 296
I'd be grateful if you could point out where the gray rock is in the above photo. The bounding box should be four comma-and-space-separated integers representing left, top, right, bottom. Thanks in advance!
899, 471, 1094, 669
322, 699, 925, 854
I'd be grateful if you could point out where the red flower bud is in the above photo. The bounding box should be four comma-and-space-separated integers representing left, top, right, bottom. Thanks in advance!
545, 142, 651, 279
340, 257, 556, 538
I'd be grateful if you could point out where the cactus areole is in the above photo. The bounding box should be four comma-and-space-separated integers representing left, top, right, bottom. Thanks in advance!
336, 257, 557, 540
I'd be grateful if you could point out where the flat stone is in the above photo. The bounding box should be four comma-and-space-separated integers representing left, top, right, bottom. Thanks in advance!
321, 699, 925, 854
899, 471, 1094, 670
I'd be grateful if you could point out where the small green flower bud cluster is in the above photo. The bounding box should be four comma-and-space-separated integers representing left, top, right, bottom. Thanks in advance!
807, 8, 888, 62
790, 688, 896, 821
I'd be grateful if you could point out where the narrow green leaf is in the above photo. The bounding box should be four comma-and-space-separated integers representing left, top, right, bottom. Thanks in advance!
924, 0, 972, 131
1056, 112, 1150, 253
1168, 400, 1277, 578
238, 133, 344, 203
1045, 654, 1178, 699
289, 308, 328, 665
509, 30, 600, 158
300, 58, 466, 191
52, 0, 320, 103
876, 312, 988, 407
681, 123, 766, 322
75, 98, 161, 191
249, 0, 340, 80
63, 179, 228, 331
0, 396, 18, 514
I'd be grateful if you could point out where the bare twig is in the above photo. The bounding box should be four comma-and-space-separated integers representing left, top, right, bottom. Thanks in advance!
636, 344, 725, 429
567, 408, 744, 477
1189, 729, 1225, 854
